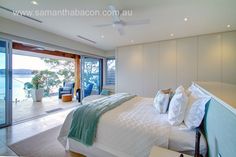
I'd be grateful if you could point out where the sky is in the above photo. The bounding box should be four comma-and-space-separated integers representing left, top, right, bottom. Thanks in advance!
1, 49, 73, 71
12, 54, 48, 70
1, 49, 49, 70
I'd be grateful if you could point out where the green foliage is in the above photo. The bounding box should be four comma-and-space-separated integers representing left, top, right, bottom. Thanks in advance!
41, 58, 60, 68
24, 82, 34, 98
24, 82, 33, 90
40, 70, 61, 96
41, 58, 75, 82
31, 72, 45, 89
40, 58, 75, 96
22, 58, 75, 98
29, 70, 62, 96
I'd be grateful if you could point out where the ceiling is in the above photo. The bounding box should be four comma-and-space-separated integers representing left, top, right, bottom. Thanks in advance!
0, 0, 236, 51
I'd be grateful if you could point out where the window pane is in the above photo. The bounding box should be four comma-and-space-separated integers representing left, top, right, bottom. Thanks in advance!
106, 58, 115, 85
82, 57, 102, 94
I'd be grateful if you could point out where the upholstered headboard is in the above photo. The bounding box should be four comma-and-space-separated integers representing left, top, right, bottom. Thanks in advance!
203, 99, 236, 157
196, 82, 236, 157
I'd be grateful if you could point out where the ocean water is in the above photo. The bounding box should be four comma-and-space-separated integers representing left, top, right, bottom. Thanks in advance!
0, 75, 32, 124
0, 75, 32, 101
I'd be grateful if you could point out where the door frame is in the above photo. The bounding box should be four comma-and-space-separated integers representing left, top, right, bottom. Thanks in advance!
0, 38, 12, 128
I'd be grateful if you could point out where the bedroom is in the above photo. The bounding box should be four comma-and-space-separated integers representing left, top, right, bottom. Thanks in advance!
0, 0, 236, 157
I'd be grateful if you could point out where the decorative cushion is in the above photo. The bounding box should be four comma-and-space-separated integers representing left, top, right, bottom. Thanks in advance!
64, 82, 74, 88
168, 86, 188, 126
184, 84, 211, 129
100, 89, 110, 96
161, 88, 172, 94
153, 90, 170, 114
62, 87, 72, 91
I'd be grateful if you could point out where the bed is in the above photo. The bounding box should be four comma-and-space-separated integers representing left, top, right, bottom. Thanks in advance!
58, 96, 207, 157
81, 95, 107, 104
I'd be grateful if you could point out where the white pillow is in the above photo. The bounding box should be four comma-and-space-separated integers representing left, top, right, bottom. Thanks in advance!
188, 83, 206, 96
184, 84, 211, 129
168, 86, 188, 126
175, 85, 185, 93
153, 90, 170, 114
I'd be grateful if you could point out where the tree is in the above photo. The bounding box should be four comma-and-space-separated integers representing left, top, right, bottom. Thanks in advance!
28, 70, 61, 96
42, 58, 75, 83
40, 70, 61, 96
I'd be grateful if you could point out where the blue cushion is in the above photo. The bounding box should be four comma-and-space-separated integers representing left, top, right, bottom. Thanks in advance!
63, 87, 72, 91
100, 89, 110, 96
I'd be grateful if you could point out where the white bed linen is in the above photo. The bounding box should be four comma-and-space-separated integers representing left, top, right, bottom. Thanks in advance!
82, 95, 106, 104
58, 97, 207, 157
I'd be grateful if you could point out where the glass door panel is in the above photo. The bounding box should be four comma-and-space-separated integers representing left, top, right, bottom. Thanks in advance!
81, 57, 102, 97
0, 39, 12, 128
0, 41, 6, 126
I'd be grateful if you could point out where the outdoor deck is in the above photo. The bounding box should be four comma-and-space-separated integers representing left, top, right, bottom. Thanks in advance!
13, 96, 79, 123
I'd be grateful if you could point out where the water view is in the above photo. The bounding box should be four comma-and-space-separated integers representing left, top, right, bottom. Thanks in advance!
0, 74, 35, 102
13, 75, 33, 101
0, 52, 75, 103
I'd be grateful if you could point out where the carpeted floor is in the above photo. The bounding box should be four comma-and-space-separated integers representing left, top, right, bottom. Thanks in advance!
9, 126, 85, 157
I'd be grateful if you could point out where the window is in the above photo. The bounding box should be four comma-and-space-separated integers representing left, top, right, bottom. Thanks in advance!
106, 58, 116, 85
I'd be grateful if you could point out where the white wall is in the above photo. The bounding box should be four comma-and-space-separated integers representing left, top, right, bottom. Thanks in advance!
116, 31, 236, 97
0, 17, 105, 56
104, 50, 115, 58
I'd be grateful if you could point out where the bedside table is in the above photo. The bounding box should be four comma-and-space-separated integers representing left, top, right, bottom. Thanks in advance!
149, 146, 193, 157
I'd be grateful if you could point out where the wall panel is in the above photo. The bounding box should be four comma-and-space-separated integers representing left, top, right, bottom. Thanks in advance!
177, 37, 198, 87
198, 34, 221, 82
142, 43, 159, 97
116, 31, 236, 97
159, 40, 177, 90
116, 45, 143, 95
222, 32, 236, 84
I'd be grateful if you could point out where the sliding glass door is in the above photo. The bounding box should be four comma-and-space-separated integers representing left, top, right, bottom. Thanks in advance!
81, 57, 103, 98
0, 39, 12, 128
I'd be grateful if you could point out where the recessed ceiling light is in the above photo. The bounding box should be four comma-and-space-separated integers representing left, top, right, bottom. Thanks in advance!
184, 17, 188, 22
170, 33, 174, 37
31, 1, 38, 5
130, 40, 134, 43
227, 24, 231, 28
101, 35, 104, 38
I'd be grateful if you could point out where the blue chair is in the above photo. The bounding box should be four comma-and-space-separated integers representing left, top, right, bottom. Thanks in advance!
84, 83, 94, 97
59, 82, 75, 99
76, 83, 94, 102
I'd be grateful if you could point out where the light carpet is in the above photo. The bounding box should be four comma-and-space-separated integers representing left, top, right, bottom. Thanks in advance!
9, 126, 85, 157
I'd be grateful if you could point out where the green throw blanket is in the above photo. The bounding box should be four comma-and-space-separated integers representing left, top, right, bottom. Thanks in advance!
68, 93, 136, 146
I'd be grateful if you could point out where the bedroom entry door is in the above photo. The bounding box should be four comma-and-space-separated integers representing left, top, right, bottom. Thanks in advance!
0, 39, 12, 128
81, 56, 103, 98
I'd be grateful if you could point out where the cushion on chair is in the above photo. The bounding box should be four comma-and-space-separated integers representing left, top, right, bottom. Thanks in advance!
60, 91, 71, 94
64, 82, 74, 88
62, 87, 72, 91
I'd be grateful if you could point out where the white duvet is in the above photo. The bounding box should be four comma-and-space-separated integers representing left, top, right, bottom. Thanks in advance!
58, 97, 207, 157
